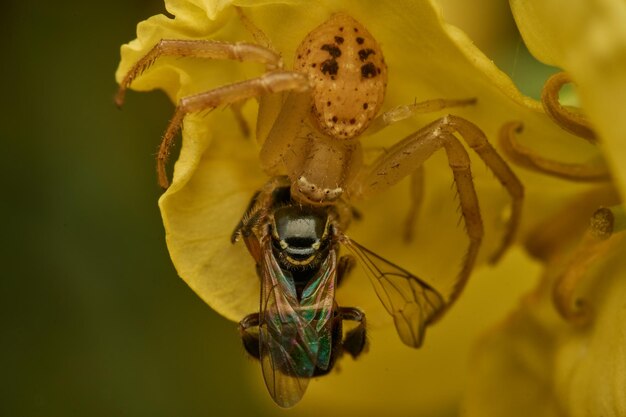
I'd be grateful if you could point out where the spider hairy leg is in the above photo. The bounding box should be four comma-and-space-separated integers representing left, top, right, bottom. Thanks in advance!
157, 71, 310, 189
116, 39, 283, 107
349, 115, 522, 314
366, 97, 477, 135
443, 116, 523, 264
403, 165, 425, 242
350, 118, 483, 314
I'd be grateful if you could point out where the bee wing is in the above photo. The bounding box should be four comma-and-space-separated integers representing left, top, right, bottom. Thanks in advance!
343, 238, 445, 348
299, 249, 338, 370
257, 243, 337, 408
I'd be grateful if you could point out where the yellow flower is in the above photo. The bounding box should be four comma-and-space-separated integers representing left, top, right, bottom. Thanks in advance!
115, 0, 610, 414
465, 206, 626, 417
462, 1, 626, 416
510, 0, 626, 196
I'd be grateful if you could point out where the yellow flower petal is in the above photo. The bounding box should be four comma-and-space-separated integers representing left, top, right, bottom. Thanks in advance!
464, 235, 626, 417
117, 0, 591, 321
272, 248, 538, 416
510, 0, 626, 197
116, 0, 610, 412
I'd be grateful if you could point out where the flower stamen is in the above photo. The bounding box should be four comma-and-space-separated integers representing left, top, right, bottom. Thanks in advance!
541, 72, 596, 143
552, 204, 625, 325
498, 72, 611, 182
498, 121, 610, 182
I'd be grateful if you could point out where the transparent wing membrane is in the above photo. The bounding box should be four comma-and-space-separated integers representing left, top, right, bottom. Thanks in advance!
258, 241, 337, 407
343, 238, 445, 348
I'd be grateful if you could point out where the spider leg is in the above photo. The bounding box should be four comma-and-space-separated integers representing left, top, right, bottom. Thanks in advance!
234, 7, 276, 50
365, 97, 476, 136
364, 98, 476, 239
361, 146, 424, 234
403, 165, 425, 242
257, 92, 313, 175
116, 39, 282, 107
440, 116, 524, 264
157, 71, 309, 188
349, 115, 523, 311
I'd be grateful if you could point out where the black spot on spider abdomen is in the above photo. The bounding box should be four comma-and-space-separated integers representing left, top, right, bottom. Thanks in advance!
361, 62, 378, 78
321, 59, 339, 76
358, 48, 375, 62
321, 44, 342, 58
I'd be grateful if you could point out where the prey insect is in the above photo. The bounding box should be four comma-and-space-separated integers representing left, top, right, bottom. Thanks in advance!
116, 10, 523, 315
232, 177, 444, 407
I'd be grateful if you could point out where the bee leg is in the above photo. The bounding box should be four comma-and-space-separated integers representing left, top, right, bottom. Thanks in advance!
231, 190, 261, 243
238, 313, 261, 360
336, 255, 356, 288
338, 307, 367, 359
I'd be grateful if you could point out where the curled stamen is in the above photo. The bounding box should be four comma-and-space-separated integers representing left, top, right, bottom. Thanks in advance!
552, 204, 625, 325
542, 72, 597, 143
498, 121, 610, 182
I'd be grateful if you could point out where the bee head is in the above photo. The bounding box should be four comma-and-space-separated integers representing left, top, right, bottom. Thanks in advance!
271, 205, 332, 270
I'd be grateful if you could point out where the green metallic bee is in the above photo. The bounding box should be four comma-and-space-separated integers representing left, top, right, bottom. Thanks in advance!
232, 177, 444, 407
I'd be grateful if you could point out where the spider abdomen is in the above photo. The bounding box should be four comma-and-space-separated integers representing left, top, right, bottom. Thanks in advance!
294, 13, 387, 140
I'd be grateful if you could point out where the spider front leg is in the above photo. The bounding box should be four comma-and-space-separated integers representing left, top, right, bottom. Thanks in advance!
366, 97, 477, 135
156, 71, 310, 188
366, 97, 476, 239
115, 39, 283, 107
349, 115, 523, 311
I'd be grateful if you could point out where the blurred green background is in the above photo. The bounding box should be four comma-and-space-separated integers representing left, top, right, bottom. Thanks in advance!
1, 1, 552, 416
2, 1, 268, 416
